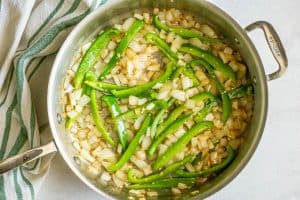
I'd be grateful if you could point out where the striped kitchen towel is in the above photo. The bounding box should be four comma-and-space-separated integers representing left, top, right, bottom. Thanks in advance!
0, 0, 108, 199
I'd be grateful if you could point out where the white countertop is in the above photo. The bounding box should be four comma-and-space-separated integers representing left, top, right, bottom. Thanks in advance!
37, 0, 300, 199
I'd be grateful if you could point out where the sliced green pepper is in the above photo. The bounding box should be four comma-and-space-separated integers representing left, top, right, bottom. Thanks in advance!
172, 65, 200, 86
90, 87, 115, 146
153, 121, 213, 170
127, 178, 196, 189
153, 15, 223, 43
148, 113, 192, 156
179, 44, 236, 80
99, 19, 145, 80
73, 28, 120, 88
228, 84, 253, 99
81, 72, 96, 96
191, 92, 219, 103
220, 93, 232, 123
128, 155, 194, 183
111, 62, 174, 98
194, 101, 218, 123
183, 66, 200, 86
190, 59, 232, 123
176, 145, 235, 177
102, 95, 128, 150
191, 92, 219, 122
108, 115, 151, 172
191, 153, 202, 165
65, 112, 80, 129
145, 32, 178, 63
117, 100, 167, 120
84, 80, 126, 91
171, 65, 185, 79
156, 105, 186, 137
150, 98, 175, 138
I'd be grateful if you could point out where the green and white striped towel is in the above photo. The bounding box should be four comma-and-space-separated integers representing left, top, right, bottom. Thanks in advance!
0, 0, 108, 199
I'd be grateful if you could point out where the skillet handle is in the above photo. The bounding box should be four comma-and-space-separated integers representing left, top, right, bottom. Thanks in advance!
245, 21, 288, 81
0, 141, 57, 174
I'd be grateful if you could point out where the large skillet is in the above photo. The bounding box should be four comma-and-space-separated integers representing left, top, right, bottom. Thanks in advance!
0, 0, 287, 199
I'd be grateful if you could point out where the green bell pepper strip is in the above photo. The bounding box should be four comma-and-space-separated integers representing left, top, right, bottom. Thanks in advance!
81, 72, 97, 96
73, 28, 121, 88
148, 113, 192, 156
190, 59, 232, 123
228, 84, 253, 99
149, 91, 158, 99
99, 19, 145, 80
81, 73, 91, 95
102, 95, 128, 150
116, 103, 150, 120
128, 155, 194, 183
176, 145, 235, 177
117, 100, 167, 120
171, 65, 185, 79
191, 92, 219, 122
153, 15, 223, 43
191, 92, 219, 103
179, 44, 236, 80
84, 80, 126, 91
145, 32, 178, 63
147, 100, 169, 109
75, 72, 115, 146
107, 115, 151, 172
171, 65, 199, 86
116, 109, 137, 120
150, 98, 175, 139
111, 62, 174, 98
194, 101, 218, 123
155, 105, 186, 137
153, 121, 213, 170
82, 84, 89, 96
191, 152, 202, 165
183, 66, 200, 86
220, 93, 231, 123
65, 112, 80, 129
127, 177, 196, 189
90, 90, 115, 147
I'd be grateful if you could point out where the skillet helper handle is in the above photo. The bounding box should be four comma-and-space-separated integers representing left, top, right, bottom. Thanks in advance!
245, 21, 288, 81
0, 141, 57, 174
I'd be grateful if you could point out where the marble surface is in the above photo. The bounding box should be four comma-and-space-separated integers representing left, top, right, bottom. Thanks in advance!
37, 0, 300, 199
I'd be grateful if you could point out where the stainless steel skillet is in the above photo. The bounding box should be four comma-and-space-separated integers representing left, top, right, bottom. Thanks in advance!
0, 0, 287, 199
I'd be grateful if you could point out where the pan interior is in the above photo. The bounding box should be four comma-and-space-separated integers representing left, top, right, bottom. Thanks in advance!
47, 0, 267, 199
